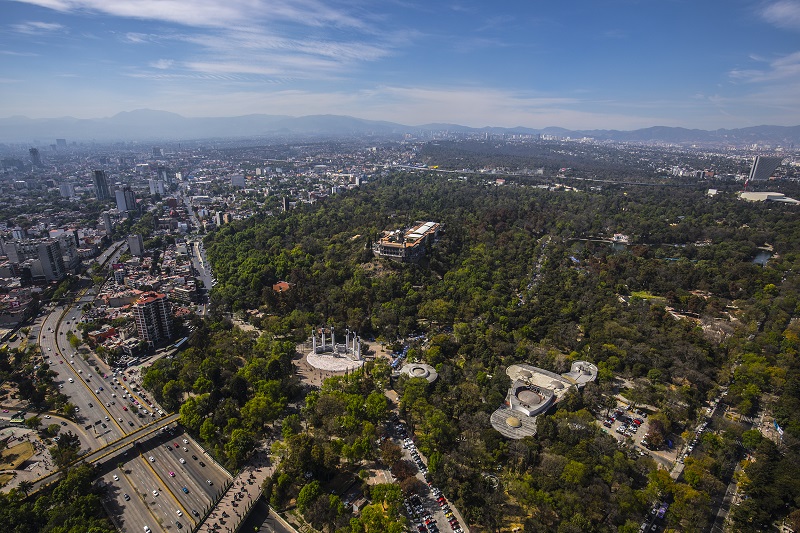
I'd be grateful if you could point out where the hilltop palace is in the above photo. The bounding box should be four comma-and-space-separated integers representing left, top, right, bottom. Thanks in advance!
306, 326, 365, 373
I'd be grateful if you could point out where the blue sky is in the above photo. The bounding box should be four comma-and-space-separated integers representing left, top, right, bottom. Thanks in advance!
1, 0, 800, 129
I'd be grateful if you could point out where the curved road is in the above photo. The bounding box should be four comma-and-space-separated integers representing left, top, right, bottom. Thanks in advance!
29, 248, 233, 533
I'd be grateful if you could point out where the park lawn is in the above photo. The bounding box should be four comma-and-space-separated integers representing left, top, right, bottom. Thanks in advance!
0, 472, 14, 487
631, 290, 666, 303
0, 441, 35, 470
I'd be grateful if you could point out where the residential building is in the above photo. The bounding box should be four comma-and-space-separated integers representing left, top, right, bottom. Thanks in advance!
127, 234, 144, 257
132, 291, 173, 345
59, 183, 75, 198
115, 185, 137, 212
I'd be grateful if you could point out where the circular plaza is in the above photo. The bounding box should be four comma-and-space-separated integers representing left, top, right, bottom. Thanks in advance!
306, 326, 365, 373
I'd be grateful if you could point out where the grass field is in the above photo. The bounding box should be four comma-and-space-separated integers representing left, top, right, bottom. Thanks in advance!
631, 290, 666, 303
0, 472, 14, 487
0, 441, 35, 470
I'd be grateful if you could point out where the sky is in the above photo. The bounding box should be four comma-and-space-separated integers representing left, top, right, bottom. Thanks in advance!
1, 0, 800, 130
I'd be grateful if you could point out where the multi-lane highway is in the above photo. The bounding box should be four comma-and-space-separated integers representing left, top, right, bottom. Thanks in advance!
31, 250, 233, 532
99, 424, 231, 533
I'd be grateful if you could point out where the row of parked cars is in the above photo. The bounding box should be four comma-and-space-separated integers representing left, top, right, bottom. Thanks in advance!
432, 486, 463, 533
404, 438, 429, 476
677, 420, 708, 463
400, 429, 462, 533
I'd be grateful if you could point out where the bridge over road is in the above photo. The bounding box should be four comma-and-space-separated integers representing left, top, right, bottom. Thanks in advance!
29, 413, 180, 494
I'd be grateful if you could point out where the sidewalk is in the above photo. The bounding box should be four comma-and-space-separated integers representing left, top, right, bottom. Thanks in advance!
196, 445, 276, 533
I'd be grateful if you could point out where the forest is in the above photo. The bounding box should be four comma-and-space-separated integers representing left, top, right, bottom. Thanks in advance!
193, 171, 800, 532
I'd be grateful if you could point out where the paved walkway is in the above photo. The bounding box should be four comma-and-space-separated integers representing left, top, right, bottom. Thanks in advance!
196, 445, 276, 533
0, 427, 54, 490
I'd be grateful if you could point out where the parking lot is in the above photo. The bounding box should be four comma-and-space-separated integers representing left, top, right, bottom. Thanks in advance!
601, 407, 650, 453
395, 423, 466, 533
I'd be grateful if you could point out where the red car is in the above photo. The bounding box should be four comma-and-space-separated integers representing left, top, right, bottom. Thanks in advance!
122, 406, 128, 411
174, 443, 180, 448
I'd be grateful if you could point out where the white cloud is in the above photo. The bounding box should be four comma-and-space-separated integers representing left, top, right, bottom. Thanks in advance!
0, 50, 39, 56
729, 50, 800, 83
27, 1, 402, 82
150, 59, 174, 70
122, 32, 156, 44
761, 0, 800, 30
11, 0, 365, 30
11, 21, 64, 34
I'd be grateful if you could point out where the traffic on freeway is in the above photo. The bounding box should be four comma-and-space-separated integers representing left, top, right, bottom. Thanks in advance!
34, 279, 232, 532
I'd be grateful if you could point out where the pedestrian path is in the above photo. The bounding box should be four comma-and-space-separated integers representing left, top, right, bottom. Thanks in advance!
196, 446, 276, 533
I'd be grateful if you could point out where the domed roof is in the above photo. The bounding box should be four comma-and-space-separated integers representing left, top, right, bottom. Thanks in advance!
517, 390, 541, 405
550, 380, 565, 389
506, 416, 522, 428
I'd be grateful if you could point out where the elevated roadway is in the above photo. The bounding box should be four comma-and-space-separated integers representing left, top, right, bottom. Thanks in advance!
30, 414, 180, 493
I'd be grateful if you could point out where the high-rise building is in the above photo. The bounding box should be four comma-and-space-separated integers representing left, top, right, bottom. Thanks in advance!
29, 148, 42, 167
153, 147, 163, 158
102, 212, 113, 236
93, 170, 111, 200
149, 179, 165, 196
56, 139, 67, 149
115, 186, 137, 212
127, 234, 144, 257
157, 165, 172, 186
748, 156, 783, 182
59, 183, 75, 198
5, 238, 65, 281
11, 227, 26, 240
54, 231, 80, 271
132, 292, 173, 345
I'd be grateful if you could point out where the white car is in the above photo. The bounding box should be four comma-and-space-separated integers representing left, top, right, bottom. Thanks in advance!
179, 458, 186, 464
152, 490, 159, 497
149, 456, 155, 462
176, 510, 183, 517
113, 474, 119, 481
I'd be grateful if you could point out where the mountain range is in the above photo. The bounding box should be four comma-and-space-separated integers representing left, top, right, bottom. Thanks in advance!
1, 109, 799, 146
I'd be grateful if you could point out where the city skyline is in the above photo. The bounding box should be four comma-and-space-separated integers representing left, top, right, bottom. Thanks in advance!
2, 0, 800, 130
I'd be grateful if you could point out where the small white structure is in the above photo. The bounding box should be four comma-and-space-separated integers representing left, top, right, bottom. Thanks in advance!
399, 363, 438, 383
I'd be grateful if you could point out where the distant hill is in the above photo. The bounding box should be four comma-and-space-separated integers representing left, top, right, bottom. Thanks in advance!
1, 109, 798, 145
